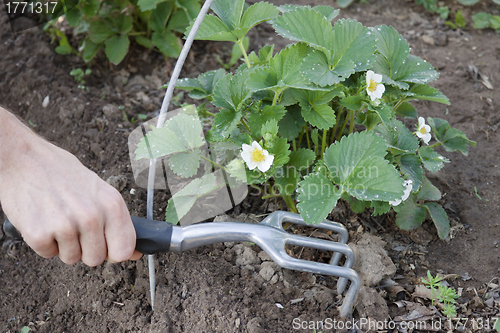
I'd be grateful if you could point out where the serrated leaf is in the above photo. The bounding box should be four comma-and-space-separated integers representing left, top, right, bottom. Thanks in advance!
248, 105, 286, 137
398, 154, 424, 189
337, 0, 354, 8
427, 117, 476, 155
395, 101, 417, 118
213, 72, 252, 112
375, 118, 419, 154
274, 167, 299, 195
169, 150, 201, 178
323, 131, 405, 201
394, 194, 427, 230
248, 44, 274, 66
371, 201, 391, 216
266, 137, 290, 170
313, 6, 339, 21
297, 172, 341, 224
339, 95, 363, 110
150, 1, 173, 32
167, 10, 190, 33
82, 38, 100, 62
261, 119, 279, 142
417, 177, 441, 201
419, 146, 449, 172
345, 195, 370, 213
278, 104, 305, 140
135, 113, 204, 159
372, 25, 439, 88
80, 0, 99, 16
171, 69, 226, 99
273, 7, 334, 57
188, 14, 236, 41
293, 89, 340, 129
422, 202, 450, 240
247, 43, 326, 93
472, 12, 492, 29
105, 34, 129, 65
289, 148, 316, 171
210, 109, 242, 141
117, 15, 133, 34
137, 0, 163, 11
236, 2, 279, 39
368, 103, 393, 126
152, 30, 181, 58
226, 158, 248, 183
88, 20, 115, 44
66, 8, 82, 27
211, 0, 245, 31
177, 0, 200, 21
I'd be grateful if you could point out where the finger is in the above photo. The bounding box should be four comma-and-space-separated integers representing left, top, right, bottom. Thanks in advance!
78, 216, 107, 267
54, 223, 82, 265
20, 223, 59, 259
130, 250, 143, 260
103, 190, 136, 263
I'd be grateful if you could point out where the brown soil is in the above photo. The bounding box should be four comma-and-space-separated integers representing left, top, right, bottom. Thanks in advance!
1, 0, 500, 332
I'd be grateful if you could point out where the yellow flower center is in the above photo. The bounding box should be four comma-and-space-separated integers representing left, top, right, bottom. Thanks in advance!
419, 126, 428, 135
368, 79, 378, 93
250, 149, 265, 163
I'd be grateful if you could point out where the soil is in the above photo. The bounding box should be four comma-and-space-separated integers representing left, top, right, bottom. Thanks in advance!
1, 0, 500, 332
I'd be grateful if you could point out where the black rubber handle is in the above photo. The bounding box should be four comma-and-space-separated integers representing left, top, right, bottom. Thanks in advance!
2, 216, 173, 255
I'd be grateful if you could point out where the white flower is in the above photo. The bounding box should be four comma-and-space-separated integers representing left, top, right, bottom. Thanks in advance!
389, 180, 413, 206
416, 117, 432, 145
241, 141, 274, 172
366, 70, 385, 101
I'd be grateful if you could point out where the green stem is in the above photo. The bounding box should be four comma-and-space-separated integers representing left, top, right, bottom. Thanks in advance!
337, 111, 350, 141
283, 194, 298, 213
262, 193, 283, 199
427, 142, 442, 148
320, 129, 328, 158
393, 98, 406, 113
241, 118, 251, 133
237, 39, 251, 68
306, 126, 311, 150
292, 140, 297, 151
204, 110, 216, 117
331, 106, 343, 145
200, 155, 228, 172
349, 110, 356, 134
298, 126, 305, 148
272, 90, 280, 106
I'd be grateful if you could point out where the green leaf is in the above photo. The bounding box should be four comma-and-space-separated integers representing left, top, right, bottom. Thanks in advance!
261, 119, 279, 142
237, 2, 279, 39
135, 35, 154, 49
20, 327, 30, 333
135, 114, 205, 159
177, 0, 200, 21
213, 71, 252, 112
293, 89, 341, 129
422, 202, 450, 240
398, 154, 424, 189
88, 20, 115, 44
150, 1, 173, 32
278, 104, 305, 140
137, 0, 163, 11
211, 0, 245, 31
371, 201, 391, 216
297, 172, 342, 224
105, 34, 129, 65
172, 69, 226, 99
337, 0, 354, 8
272, 7, 334, 58
117, 15, 133, 34
82, 38, 100, 62
169, 150, 201, 178
395, 102, 417, 118
323, 131, 405, 201
266, 137, 291, 170
247, 43, 326, 93
152, 30, 181, 58
417, 177, 441, 201
289, 148, 316, 171
457, 0, 480, 4
394, 194, 427, 230
339, 96, 363, 111
368, 103, 393, 126
472, 12, 492, 29
248, 44, 274, 66
345, 195, 370, 213
209, 109, 242, 141
455, 10, 466, 29
419, 146, 449, 172
427, 117, 476, 155
167, 10, 190, 33
375, 119, 419, 154
66, 8, 82, 27
404, 84, 450, 105
274, 147, 314, 195
248, 105, 286, 137
80, 0, 99, 16
371, 25, 439, 88
188, 14, 236, 41
312, 6, 339, 21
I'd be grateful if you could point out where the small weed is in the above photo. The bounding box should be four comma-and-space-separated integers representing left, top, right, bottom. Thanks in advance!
20, 327, 30, 333
422, 270, 459, 318
70, 68, 91, 90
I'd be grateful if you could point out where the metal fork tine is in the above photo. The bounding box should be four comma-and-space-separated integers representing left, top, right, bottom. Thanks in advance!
261, 211, 349, 266
286, 234, 352, 294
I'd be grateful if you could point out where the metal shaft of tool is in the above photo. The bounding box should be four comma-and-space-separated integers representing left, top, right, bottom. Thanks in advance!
144, 0, 215, 310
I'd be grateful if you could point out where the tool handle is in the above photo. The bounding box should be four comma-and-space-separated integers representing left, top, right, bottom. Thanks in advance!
2, 216, 173, 255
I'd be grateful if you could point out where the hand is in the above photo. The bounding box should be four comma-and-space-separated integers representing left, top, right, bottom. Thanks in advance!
0, 108, 142, 266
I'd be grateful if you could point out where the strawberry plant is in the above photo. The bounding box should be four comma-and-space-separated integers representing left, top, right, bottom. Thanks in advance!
135, 0, 476, 239
44, 0, 202, 64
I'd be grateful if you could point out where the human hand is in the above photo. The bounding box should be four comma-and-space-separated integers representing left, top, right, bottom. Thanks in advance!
0, 108, 142, 266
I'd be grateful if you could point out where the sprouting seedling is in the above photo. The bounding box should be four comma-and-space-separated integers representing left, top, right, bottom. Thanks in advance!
70, 68, 91, 90
422, 271, 459, 318
422, 270, 443, 305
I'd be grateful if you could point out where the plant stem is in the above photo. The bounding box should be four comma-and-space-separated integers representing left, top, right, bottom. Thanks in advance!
262, 193, 283, 199
427, 142, 442, 148
237, 39, 251, 68
241, 118, 251, 133
320, 129, 328, 158
272, 91, 280, 106
305, 126, 311, 150
349, 110, 356, 134
283, 194, 298, 213
337, 110, 350, 141
200, 155, 228, 172
393, 98, 406, 113
292, 140, 297, 151
331, 106, 343, 144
